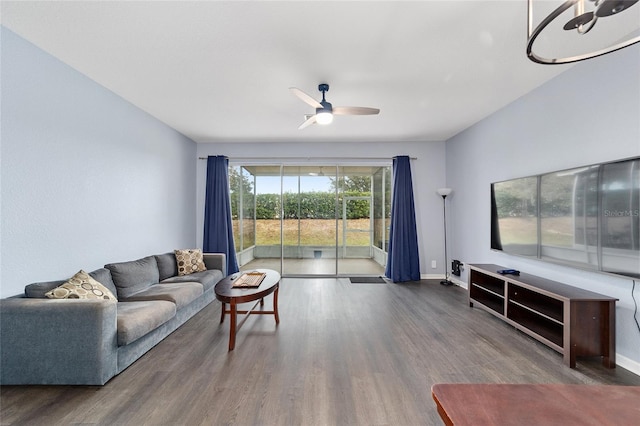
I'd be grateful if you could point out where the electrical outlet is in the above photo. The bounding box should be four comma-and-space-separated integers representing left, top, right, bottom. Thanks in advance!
431, 260, 437, 269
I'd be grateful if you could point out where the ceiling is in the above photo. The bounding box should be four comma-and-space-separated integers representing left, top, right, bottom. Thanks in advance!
2, 1, 639, 143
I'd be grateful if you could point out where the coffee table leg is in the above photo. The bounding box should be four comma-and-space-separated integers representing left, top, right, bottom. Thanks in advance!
229, 301, 237, 351
220, 302, 225, 323
274, 286, 280, 325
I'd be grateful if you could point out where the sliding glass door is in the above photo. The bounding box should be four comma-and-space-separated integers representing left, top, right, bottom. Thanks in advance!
337, 166, 390, 275
229, 163, 390, 277
282, 166, 337, 275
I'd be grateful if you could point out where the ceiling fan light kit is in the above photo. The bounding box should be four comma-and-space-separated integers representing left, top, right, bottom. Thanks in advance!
527, 0, 640, 64
290, 83, 379, 130
316, 111, 334, 125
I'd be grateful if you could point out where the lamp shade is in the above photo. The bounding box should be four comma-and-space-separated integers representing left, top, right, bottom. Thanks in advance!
437, 188, 453, 197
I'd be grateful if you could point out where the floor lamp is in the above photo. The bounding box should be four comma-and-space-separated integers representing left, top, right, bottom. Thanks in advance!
437, 188, 453, 286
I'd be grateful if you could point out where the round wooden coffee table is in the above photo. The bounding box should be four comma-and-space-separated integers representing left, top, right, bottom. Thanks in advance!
214, 269, 280, 350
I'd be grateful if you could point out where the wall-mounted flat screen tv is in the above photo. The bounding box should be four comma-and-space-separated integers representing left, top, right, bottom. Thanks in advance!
491, 157, 639, 279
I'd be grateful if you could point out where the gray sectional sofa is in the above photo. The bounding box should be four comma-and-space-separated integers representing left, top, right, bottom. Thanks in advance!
0, 252, 226, 385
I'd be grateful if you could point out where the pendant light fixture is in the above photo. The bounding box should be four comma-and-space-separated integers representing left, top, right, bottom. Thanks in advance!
527, 0, 640, 64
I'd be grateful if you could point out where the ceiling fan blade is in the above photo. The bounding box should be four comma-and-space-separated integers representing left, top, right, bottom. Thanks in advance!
298, 114, 317, 130
289, 87, 323, 109
333, 106, 380, 116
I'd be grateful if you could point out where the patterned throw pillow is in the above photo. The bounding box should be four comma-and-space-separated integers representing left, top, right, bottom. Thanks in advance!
175, 249, 207, 276
45, 270, 118, 301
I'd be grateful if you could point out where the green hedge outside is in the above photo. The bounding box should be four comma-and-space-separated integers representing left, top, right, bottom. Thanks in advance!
249, 191, 371, 220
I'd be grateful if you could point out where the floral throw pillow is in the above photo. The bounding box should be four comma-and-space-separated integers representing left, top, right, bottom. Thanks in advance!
45, 270, 117, 301
175, 249, 207, 276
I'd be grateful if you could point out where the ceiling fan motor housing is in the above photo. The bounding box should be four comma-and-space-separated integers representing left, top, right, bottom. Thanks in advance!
316, 101, 332, 115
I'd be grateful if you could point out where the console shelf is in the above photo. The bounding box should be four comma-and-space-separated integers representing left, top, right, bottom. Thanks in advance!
468, 264, 617, 368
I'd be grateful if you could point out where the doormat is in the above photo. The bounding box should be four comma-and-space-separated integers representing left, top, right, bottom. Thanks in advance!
349, 276, 387, 284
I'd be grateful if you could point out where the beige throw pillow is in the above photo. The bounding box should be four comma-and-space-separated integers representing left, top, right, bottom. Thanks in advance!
175, 249, 207, 276
45, 270, 118, 301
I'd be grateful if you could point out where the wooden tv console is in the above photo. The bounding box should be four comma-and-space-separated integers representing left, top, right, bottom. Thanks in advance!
468, 264, 617, 368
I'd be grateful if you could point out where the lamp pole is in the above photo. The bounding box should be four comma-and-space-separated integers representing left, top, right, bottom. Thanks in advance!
437, 188, 453, 286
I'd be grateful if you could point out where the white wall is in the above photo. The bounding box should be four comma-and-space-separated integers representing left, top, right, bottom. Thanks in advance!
0, 28, 198, 297
195, 141, 447, 278
446, 44, 640, 373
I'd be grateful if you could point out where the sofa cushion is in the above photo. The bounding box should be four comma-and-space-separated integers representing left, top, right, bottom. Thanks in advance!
116, 301, 176, 346
154, 253, 178, 281
45, 270, 117, 301
105, 256, 159, 299
174, 249, 206, 276
121, 282, 203, 310
25, 279, 66, 298
24, 267, 118, 299
88, 268, 118, 298
162, 269, 223, 292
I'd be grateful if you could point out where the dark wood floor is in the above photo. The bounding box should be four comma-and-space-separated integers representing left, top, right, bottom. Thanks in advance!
2, 279, 639, 425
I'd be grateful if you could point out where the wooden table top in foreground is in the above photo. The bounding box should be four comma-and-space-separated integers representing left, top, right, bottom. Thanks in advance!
431, 383, 640, 426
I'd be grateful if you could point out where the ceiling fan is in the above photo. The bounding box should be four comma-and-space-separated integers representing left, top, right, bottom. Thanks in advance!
289, 83, 380, 130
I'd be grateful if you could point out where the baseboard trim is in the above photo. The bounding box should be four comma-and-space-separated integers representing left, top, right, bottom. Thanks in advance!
421, 274, 442, 280
616, 353, 640, 377
421, 274, 466, 288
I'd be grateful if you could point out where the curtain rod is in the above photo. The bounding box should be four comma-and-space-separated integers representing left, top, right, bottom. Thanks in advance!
198, 156, 417, 161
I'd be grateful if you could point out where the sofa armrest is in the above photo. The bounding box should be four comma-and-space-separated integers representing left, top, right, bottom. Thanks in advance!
203, 253, 226, 277
0, 298, 118, 385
